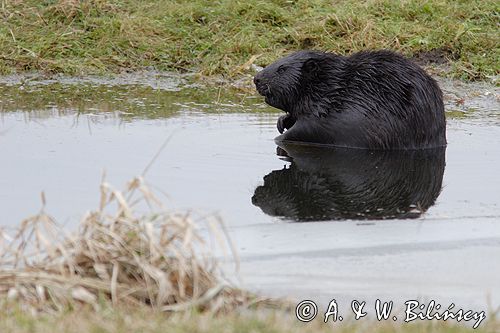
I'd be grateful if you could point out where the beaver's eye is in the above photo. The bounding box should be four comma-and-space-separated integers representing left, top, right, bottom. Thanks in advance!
277, 66, 287, 74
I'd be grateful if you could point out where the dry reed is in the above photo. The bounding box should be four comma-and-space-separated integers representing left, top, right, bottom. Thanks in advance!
0, 176, 247, 313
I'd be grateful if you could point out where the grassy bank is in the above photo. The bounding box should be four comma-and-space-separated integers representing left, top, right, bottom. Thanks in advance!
1, 305, 498, 333
0, 0, 498, 80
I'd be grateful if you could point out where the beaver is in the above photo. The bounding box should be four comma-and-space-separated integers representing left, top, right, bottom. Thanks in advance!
253, 50, 446, 149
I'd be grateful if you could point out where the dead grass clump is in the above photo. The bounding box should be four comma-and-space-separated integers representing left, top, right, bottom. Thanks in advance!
0, 176, 246, 313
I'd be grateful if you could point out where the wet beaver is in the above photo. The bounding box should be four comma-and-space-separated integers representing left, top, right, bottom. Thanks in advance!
254, 50, 446, 149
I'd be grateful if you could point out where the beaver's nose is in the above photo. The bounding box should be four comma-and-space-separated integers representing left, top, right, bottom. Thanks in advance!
253, 76, 261, 86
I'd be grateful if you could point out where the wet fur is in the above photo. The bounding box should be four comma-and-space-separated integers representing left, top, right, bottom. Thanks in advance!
254, 50, 446, 150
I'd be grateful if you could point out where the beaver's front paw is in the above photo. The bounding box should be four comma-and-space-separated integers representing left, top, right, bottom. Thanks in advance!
277, 114, 296, 134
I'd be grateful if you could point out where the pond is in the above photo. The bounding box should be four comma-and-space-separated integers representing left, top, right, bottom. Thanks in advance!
1, 73, 499, 313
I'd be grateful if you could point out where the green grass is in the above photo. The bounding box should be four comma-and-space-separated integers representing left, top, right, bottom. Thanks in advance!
0, 0, 498, 80
0, 304, 498, 333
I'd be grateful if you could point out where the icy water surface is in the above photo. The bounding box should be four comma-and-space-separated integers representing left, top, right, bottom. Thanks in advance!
1, 73, 499, 313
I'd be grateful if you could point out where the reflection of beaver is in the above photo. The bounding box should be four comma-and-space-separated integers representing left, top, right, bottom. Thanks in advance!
252, 143, 445, 221
254, 50, 446, 149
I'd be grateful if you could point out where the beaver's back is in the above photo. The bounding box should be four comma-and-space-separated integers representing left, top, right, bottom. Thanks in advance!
281, 50, 446, 149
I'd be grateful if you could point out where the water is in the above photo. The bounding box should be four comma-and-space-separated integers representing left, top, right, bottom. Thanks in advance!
1, 74, 499, 313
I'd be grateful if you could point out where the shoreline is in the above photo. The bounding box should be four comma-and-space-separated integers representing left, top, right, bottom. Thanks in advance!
1, 1, 498, 80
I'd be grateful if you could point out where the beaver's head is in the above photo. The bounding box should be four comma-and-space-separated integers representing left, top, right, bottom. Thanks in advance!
254, 51, 337, 113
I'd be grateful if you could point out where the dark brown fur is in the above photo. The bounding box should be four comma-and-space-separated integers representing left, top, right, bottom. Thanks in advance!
254, 50, 446, 150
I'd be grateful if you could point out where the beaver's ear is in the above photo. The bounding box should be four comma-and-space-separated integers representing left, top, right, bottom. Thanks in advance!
302, 59, 319, 74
